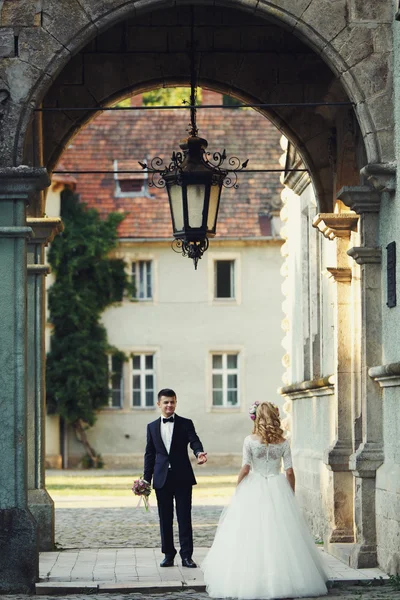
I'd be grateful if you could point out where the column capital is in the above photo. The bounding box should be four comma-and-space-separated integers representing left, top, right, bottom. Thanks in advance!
347, 247, 381, 264
324, 439, 353, 471
337, 186, 381, 214
360, 163, 396, 193
326, 267, 352, 283
313, 213, 359, 239
0, 167, 50, 199
27, 217, 64, 246
349, 442, 384, 477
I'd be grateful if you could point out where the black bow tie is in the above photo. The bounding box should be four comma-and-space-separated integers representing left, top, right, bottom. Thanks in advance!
163, 416, 174, 423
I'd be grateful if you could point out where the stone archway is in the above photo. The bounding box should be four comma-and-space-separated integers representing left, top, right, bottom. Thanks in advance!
1, 0, 391, 170
0, 0, 395, 592
17, 1, 389, 211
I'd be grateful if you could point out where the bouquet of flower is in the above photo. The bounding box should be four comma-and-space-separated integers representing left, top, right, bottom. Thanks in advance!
132, 477, 152, 511
248, 401, 260, 420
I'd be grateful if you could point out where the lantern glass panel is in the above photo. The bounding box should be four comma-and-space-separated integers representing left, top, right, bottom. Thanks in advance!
169, 183, 184, 232
207, 183, 221, 232
187, 184, 206, 228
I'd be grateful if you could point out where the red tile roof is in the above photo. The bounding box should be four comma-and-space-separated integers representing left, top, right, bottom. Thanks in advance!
58, 92, 283, 239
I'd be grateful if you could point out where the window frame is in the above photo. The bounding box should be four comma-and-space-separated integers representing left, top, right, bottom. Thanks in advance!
208, 251, 241, 305
210, 351, 240, 408
113, 159, 151, 198
131, 352, 156, 409
214, 259, 235, 300
132, 259, 153, 301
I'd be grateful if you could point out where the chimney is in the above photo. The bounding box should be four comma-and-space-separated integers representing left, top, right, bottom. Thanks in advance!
201, 89, 223, 106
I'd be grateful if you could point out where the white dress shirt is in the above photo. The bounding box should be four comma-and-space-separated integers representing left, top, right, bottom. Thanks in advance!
160, 415, 175, 454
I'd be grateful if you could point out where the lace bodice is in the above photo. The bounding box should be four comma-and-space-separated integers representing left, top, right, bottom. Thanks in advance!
242, 435, 292, 477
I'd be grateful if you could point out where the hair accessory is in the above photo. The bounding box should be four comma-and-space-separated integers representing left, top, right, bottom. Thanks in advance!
249, 401, 279, 421
248, 401, 260, 420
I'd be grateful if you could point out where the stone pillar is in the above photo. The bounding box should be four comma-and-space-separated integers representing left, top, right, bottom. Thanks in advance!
26, 218, 63, 551
338, 185, 383, 568
0, 167, 50, 593
313, 213, 359, 544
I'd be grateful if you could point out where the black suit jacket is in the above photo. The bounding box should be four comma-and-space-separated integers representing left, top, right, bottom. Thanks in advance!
143, 415, 204, 489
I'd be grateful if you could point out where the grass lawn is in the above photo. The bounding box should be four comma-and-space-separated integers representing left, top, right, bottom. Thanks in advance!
46, 474, 237, 501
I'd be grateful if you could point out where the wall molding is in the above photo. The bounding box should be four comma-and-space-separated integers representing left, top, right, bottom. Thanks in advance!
369, 362, 400, 388
279, 375, 335, 399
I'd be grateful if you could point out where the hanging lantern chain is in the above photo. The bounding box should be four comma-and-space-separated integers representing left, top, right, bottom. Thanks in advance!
188, 10, 198, 139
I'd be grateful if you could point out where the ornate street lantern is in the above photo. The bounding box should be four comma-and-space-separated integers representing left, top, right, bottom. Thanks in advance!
139, 17, 248, 269
141, 131, 248, 269
164, 136, 224, 267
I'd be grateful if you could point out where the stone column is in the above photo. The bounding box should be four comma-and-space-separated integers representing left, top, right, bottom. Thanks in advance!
26, 218, 63, 551
338, 185, 383, 568
0, 167, 50, 593
313, 213, 359, 545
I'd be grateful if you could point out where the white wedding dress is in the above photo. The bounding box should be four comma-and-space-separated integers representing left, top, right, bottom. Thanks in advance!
202, 436, 328, 599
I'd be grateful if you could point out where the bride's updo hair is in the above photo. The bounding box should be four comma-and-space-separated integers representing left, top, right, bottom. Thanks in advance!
253, 402, 284, 444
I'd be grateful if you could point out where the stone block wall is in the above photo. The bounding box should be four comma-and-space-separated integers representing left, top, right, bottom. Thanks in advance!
292, 393, 334, 540
375, 387, 400, 574
373, 13, 400, 575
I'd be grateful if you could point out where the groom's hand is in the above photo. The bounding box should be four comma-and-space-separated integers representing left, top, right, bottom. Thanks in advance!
197, 452, 208, 464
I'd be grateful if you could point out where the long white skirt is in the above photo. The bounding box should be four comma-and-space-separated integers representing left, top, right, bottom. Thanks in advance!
202, 471, 328, 599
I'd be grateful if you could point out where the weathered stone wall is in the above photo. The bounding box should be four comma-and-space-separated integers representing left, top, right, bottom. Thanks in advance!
280, 180, 336, 540
376, 385, 400, 574
372, 14, 400, 576
292, 393, 334, 540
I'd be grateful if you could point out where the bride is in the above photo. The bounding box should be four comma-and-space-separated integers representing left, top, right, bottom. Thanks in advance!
202, 401, 328, 599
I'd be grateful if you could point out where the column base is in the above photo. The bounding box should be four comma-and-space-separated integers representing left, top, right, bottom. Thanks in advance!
28, 488, 55, 551
329, 528, 354, 543
326, 542, 377, 568
350, 543, 378, 568
0, 508, 38, 593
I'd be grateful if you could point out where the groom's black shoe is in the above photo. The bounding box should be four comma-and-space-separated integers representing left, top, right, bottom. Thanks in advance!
181, 557, 197, 568
160, 556, 175, 567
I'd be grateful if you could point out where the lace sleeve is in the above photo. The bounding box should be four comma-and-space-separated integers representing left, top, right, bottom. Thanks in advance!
282, 440, 293, 470
242, 437, 252, 467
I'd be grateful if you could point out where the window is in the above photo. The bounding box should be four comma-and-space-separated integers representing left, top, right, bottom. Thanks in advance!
108, 355, 123, 408
119, 179, 144, 194
132, 354, 155, 407
215, 260, 235, 299
114, 159, 149, 197
212, 353, 239, 407
132, 260, 152, 300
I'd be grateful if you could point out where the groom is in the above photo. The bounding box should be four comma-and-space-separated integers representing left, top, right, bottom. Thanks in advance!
144, 388, 207, 568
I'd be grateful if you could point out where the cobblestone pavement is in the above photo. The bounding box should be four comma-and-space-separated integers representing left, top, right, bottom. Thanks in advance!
56, 506, 222, 549
1, 584, 400, 600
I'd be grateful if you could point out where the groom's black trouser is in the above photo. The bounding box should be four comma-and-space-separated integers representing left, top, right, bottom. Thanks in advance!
155, 469, 193, 559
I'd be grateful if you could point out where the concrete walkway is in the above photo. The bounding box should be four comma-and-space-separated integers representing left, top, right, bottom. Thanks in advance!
37, 547, 388, 595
